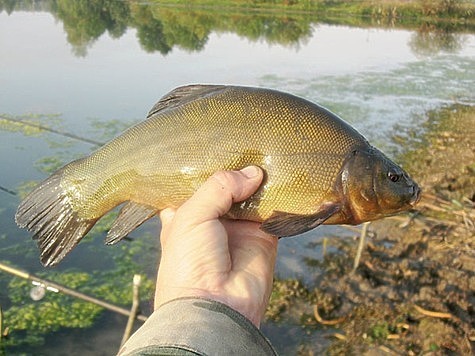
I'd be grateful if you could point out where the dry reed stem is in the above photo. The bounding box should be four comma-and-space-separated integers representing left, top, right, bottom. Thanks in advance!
413, 304, 452, 319
313, 305, 346, 325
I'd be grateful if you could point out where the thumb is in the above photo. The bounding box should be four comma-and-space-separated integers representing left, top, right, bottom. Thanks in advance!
176, 166, 264, 225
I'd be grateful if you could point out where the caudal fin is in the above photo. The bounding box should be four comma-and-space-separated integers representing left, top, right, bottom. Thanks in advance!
15, 171, 97, 267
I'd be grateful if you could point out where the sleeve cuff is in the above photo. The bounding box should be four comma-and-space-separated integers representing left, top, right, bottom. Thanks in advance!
119, 297, 276, 355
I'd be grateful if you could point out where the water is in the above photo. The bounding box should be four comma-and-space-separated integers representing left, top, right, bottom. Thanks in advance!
0, 1, 474, 354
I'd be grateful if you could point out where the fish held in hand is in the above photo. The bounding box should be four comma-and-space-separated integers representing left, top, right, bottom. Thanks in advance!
15, 85, 421, 266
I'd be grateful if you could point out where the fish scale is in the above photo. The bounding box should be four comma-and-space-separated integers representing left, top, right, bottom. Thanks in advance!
16, 84, 420, 266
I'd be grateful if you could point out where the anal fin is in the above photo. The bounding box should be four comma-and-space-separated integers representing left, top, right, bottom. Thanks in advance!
261, 203, 340, 237
105, 202, 157, 245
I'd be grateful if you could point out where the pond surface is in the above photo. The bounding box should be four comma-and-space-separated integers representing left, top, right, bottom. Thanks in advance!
0, 1, 474, 354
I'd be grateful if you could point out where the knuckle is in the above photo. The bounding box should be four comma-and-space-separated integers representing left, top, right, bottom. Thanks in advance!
210, 170, 238, 189
208, 170, 245, 203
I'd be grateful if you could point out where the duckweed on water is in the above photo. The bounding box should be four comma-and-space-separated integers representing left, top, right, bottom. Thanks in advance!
5, 274, 102, 334
1, 209, 155, 349
1, 245, 155, 348
0, 114, 62, 138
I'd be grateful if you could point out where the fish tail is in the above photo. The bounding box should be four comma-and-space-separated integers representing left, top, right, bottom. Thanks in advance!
15, 170, 97, 267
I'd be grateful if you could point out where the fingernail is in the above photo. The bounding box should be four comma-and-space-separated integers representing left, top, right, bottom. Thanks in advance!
240, 166, 260, 178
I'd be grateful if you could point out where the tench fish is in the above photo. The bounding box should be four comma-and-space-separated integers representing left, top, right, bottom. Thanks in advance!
16, 85, 420, 266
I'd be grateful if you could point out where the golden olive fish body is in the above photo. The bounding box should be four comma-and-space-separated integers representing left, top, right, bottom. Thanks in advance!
16, 85, 420, 266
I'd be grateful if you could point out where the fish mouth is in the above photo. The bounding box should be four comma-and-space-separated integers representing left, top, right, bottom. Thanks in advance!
410, 185, 422, 206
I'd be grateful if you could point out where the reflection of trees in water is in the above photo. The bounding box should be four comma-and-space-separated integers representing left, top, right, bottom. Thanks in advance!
130, 4, 172, 54
409, 23, 466, 57
52, 0, 130, 56
0, 0, 313, 55
0, 0, 471, 57
147, 8, 212, 53
129, 5, 313, 54
0, 0, 33, 14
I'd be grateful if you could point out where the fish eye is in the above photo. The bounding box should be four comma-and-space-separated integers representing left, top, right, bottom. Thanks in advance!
388, 171, 401, 183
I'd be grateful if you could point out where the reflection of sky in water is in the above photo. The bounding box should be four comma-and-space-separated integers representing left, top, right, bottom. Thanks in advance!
3, 13, 472, 124
1, 13, 473, 150
1, 11, 474, 281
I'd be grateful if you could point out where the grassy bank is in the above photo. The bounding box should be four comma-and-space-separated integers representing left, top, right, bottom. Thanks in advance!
147, 0, 474, 24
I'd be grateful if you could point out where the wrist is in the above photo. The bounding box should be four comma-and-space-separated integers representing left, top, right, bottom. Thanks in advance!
155, 289, 265, 327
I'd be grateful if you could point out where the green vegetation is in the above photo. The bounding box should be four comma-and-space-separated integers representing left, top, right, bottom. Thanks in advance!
0, 114, 62, 138
368, 322, 391, 341
266, 278, 310, 322
147, 0, 474, 21
88, 118, 138, 143
1, 230, 155, 349
0, 0, 473, 56
2, 266, 154, 348
4, 273, 103, 346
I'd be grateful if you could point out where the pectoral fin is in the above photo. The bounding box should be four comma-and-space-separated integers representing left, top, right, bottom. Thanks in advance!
261, 203, 340, 237
105, 202, 157, 245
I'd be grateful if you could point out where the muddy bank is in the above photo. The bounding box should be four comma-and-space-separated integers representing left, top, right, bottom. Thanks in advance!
265, 104, 475, 354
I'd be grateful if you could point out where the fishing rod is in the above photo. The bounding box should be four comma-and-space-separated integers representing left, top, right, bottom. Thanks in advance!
0, 186, 16, 196
0, 116, 105, 197
0, 116, 104, 146
0, 262, 148, 322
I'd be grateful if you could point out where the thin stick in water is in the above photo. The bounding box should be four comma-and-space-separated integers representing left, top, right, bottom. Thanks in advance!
352, 222, 370, 273
120, 274, 142, 347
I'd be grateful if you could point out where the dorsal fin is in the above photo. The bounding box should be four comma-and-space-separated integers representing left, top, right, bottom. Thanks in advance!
147, 84, 226, 118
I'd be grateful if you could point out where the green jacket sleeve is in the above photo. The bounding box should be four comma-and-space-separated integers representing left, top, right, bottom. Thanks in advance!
118, 297, 277, 356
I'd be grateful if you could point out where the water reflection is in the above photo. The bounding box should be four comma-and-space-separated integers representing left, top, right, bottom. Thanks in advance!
0, 0, 471, 57
409, 23, 468, 57
0, 0, 313, 55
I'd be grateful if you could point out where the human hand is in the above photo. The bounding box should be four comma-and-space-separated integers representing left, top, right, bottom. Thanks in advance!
154, 166, 278, 327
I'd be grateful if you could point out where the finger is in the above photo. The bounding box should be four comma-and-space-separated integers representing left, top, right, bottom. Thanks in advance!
176, 166, 263, 225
